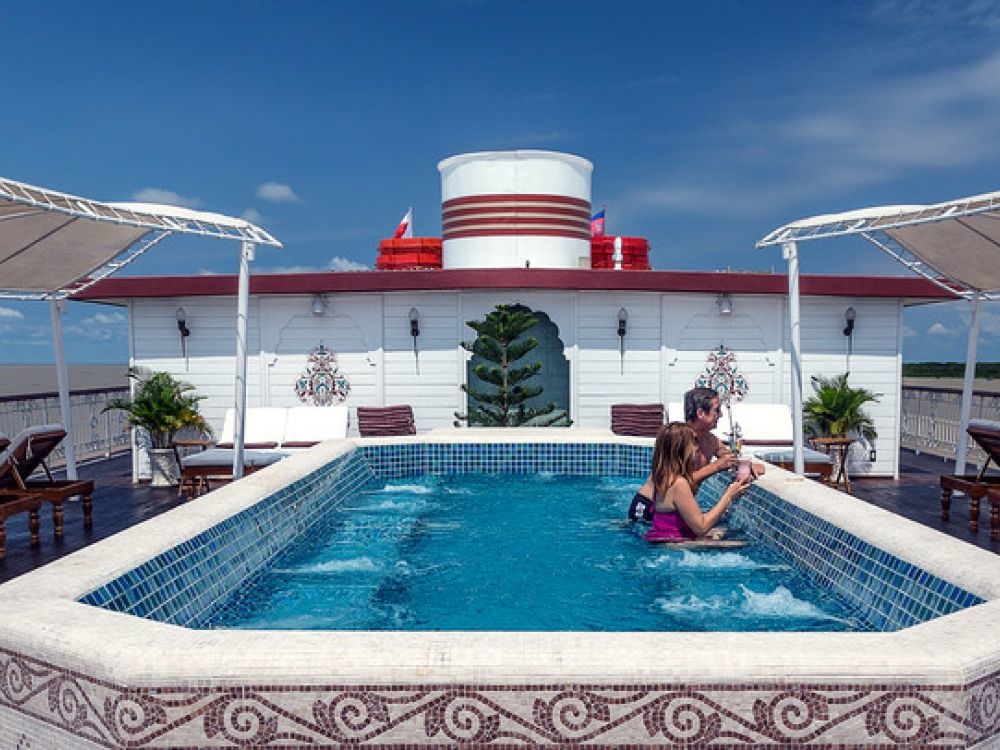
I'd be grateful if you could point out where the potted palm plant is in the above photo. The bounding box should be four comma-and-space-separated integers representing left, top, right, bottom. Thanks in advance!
103, 369, 212, 486
803, 373, 880, 442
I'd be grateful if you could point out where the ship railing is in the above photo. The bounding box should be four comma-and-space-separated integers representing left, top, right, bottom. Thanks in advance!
0, 387, 131, 469
900, 384, 1000, 467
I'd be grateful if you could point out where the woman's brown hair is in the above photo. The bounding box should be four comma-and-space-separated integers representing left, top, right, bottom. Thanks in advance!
651, 421, 696, 497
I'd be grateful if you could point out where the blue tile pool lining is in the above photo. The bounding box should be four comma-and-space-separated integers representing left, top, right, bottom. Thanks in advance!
79, 442, 981, 631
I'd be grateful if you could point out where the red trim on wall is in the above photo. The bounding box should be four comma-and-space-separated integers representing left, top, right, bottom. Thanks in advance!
442, 204, 591, 220
442, 216, 590, 231
73, 268, 959, 301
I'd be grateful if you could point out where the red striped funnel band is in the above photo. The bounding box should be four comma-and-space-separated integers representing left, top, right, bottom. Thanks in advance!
441, 194, 591, 240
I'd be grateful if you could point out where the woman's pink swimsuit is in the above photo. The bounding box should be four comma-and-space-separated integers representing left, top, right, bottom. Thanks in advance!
643, 503, 698, 542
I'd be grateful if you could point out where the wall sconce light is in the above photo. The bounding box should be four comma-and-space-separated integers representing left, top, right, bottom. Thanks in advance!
617, 307, 628, 374
311, 294, 329, 316
176, 307, 190, 360
409, 307, 421, 372
176, 307, 190, 338
617, 307, 628, 338
843, 306, 856, 337
717, 293, 733, 316
409, 307, 420, 339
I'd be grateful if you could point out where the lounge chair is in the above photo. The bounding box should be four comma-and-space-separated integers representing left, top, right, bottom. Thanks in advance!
0, 424, 95, 539
610, 404, 664, 437
0, 491, 43, 559
940, 419, 1000, 535
357, 405, 417, 437
725, 403, 834, 485
668, 401, 835, 483
178, 405, 349, 497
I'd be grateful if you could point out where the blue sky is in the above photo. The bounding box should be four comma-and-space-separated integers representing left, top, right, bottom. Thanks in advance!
1, 0, 999, 364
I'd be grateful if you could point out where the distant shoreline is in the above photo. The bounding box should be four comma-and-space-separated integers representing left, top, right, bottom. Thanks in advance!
0, 365, 129, 397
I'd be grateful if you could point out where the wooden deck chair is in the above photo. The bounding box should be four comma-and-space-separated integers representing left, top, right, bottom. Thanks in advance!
0, 491, 43, 559
0, 424, 94, 539
356, 406, 417, 437
610, 404, 665, 437
941, 419, 1000, 534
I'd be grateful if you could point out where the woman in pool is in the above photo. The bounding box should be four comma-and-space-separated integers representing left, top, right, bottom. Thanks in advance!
644, 421, 749, 542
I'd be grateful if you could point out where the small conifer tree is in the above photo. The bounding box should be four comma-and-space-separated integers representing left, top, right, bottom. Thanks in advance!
455, 304, 567, 426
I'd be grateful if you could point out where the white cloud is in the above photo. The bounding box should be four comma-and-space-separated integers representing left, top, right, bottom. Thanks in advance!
131, 188, 201, 208
927, 322, 951, 336
0, 306, 24, 320
328, 256, 369, 272
618, 48, 1000, 222
260, 263, 325, 273
257, 256, 369, 273
868, 0, 1000, 34
901, 324, 916, 338
256, 182, 300, 203
779, 51, 1000, 173
242, 207, 264, 224
64, 311, 128, 341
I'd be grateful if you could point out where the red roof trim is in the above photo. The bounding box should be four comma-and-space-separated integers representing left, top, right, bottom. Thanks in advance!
73, 269, 959, 301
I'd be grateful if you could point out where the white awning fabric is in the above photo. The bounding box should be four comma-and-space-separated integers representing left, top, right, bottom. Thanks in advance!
758, 190, 1000, 297
0, 174, 282, 483
0, 177, 281, 300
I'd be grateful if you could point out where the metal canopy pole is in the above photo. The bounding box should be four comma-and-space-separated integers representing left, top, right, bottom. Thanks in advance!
783, 241, 805, 474
232, 241, 254, 480
49, 299, 78, 480
955, 293, 982, 476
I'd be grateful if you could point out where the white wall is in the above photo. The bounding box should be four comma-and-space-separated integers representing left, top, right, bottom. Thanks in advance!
665, 294, 785, 408
128, 289, 906, 478
789, 297, 903, 477
383, 292, 462, 431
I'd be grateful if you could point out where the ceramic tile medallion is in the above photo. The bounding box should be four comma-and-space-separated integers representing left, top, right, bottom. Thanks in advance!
294, 343, 351, 405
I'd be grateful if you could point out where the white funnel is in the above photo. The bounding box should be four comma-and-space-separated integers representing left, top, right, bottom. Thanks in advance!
438, 150, 593, 269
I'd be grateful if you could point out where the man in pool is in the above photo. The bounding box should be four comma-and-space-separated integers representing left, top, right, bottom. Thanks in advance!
628, 386, 740, 522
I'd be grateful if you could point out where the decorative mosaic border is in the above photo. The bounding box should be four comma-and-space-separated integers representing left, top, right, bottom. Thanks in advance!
2, 647, 998, 748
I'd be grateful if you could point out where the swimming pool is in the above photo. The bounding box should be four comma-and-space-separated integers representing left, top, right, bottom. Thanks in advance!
210, 473, 868, 632
2, 429, 1000, 748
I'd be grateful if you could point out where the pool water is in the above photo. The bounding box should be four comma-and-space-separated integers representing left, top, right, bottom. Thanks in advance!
210, 473, 872, 632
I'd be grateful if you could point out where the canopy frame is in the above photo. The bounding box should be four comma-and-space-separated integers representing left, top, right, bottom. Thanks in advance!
758, 189, 1000, 478
0, 175, 282, 481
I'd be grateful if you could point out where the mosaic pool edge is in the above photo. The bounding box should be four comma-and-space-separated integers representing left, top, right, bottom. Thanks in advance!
1, 644, 998, 748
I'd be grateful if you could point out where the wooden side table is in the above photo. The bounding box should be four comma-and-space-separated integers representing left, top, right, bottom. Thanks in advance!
811, 437, 855, 492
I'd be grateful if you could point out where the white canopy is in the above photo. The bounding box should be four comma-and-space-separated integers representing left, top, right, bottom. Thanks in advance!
759, 190, 1000, 298
757, 188, 1000, 476
0, 175, 282, 480
0, 177, 279, 300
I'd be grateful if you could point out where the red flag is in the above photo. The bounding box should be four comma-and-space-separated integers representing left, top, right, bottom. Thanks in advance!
393, 208, 413, 239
